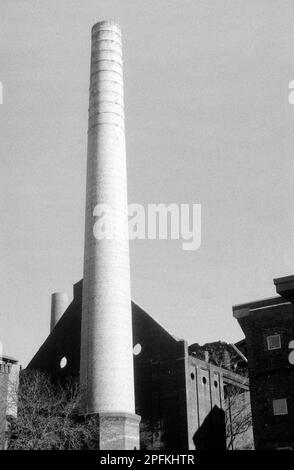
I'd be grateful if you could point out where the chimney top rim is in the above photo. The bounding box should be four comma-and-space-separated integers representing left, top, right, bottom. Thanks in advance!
51, 292, 69, 298
92, 21, 121, 33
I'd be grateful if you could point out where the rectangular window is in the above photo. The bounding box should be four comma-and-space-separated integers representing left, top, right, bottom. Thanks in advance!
273, 398, 288, 416
267, 334, 281, 350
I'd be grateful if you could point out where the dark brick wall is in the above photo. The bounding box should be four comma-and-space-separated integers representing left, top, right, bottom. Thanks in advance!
132, 303, 190, 449
239, 302, 294, 449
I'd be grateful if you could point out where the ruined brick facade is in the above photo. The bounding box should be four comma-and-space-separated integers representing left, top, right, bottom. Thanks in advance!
0, 364, 9, 449
0, 357, 19, 450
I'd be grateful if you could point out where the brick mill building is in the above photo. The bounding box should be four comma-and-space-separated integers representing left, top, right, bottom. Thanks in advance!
233, 275, 294, 450
27, 279, 252, 450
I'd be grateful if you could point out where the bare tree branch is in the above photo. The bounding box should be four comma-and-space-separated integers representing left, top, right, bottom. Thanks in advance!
6, 370, 99, 450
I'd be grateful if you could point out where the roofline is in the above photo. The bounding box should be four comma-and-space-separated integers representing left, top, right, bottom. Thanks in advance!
232, 296, 283, 311
274, 275, 294, 285
233, 296, 292, 320
131, 300, 186, 344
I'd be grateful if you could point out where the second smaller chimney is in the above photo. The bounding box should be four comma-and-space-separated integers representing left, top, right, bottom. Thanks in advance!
50, 292, 69, 332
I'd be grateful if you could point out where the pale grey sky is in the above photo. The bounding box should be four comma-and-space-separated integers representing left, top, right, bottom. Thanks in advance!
1, 0, 294, 366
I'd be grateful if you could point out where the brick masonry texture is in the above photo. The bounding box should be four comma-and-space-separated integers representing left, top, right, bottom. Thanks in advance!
235, 300, 294, 449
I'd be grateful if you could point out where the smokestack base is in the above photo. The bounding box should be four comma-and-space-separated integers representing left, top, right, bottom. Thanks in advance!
98, 412, 141, 450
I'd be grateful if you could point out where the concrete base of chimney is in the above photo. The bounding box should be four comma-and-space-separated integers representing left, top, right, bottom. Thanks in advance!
98, 412, 141, 450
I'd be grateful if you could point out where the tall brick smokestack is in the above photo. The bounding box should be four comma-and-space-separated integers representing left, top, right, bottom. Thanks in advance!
80, 21, 140, 450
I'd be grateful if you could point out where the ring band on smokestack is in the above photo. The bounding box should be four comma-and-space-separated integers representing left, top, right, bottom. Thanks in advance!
80, 21, 140, 450
50, 292, 69, 332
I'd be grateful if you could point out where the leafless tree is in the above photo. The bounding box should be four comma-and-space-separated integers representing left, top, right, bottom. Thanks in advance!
224, 383, 253, 450
6, 369, 99, 450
